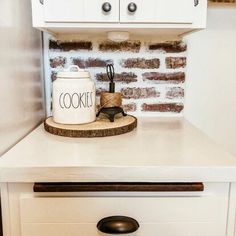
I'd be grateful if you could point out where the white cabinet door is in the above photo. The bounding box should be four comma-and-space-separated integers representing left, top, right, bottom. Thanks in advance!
44, 0, 119, 23
120, 0, 195, 24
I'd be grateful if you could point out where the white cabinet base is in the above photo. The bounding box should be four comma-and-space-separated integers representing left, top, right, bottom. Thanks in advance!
31, 0, 207, 38
1, 183, 234, 236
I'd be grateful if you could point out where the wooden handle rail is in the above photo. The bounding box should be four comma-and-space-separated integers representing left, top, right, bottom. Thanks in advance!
33, 182, 204, 192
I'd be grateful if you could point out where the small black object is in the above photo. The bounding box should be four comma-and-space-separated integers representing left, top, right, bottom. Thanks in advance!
96, 107, 127, 122
107, 64, 115, 93
97, 216, 139, 234
194, 0, 199, 6
128, 2, 137, 13
102, 2, 112, 12
97, 64, 127, 122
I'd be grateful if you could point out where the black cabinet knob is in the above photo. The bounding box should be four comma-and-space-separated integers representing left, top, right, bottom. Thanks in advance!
194, 0, 199, 6
102, 2, 112, 13
97, 216, 139, 234
128, 2, 137, 13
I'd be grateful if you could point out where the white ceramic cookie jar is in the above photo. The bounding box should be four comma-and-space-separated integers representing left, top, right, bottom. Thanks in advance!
52, 65, 96, 124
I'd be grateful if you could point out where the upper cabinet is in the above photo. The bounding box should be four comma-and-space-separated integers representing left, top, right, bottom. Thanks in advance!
44, 0, 119, 23
120, 0, 194, 24
31, 0, 207, 38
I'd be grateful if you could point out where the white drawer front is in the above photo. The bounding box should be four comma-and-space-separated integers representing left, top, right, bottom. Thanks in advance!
44, 0, 119, 23
21, 222, 224, 236
20, 184, 228, 236
120, 0, 194, 24
21, 196, 227, 223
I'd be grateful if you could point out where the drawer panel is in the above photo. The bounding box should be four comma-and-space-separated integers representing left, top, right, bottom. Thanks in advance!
20, 196, 227, 223
22, 222, 224, 236
20, 184, 228, 224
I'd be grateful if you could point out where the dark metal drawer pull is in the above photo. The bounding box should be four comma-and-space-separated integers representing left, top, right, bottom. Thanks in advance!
33, 182, 204, 192
97, 216, 139, 234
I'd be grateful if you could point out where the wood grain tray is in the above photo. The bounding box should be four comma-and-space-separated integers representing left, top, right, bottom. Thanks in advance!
44, 115, 137, 138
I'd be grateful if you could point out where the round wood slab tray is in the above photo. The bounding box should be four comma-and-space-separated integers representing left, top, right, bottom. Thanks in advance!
44, 115, 137, 138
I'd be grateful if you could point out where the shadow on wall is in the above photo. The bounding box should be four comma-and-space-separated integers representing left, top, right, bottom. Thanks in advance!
0, 203, 2, 236
185, 7, 236, 156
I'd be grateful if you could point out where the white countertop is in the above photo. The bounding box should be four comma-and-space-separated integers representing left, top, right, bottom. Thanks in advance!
1, 117, 236, 183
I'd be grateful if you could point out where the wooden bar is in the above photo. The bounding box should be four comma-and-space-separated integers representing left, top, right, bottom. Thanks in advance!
33, 182, 204, 192
208, 0, 236, 7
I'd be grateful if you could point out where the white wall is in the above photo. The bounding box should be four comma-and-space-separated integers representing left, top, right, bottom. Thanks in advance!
185, 7, 236, 156
0, 0, 45, 156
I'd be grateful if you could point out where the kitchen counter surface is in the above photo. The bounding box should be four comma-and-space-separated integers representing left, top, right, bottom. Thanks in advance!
1, 117, 236, 183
